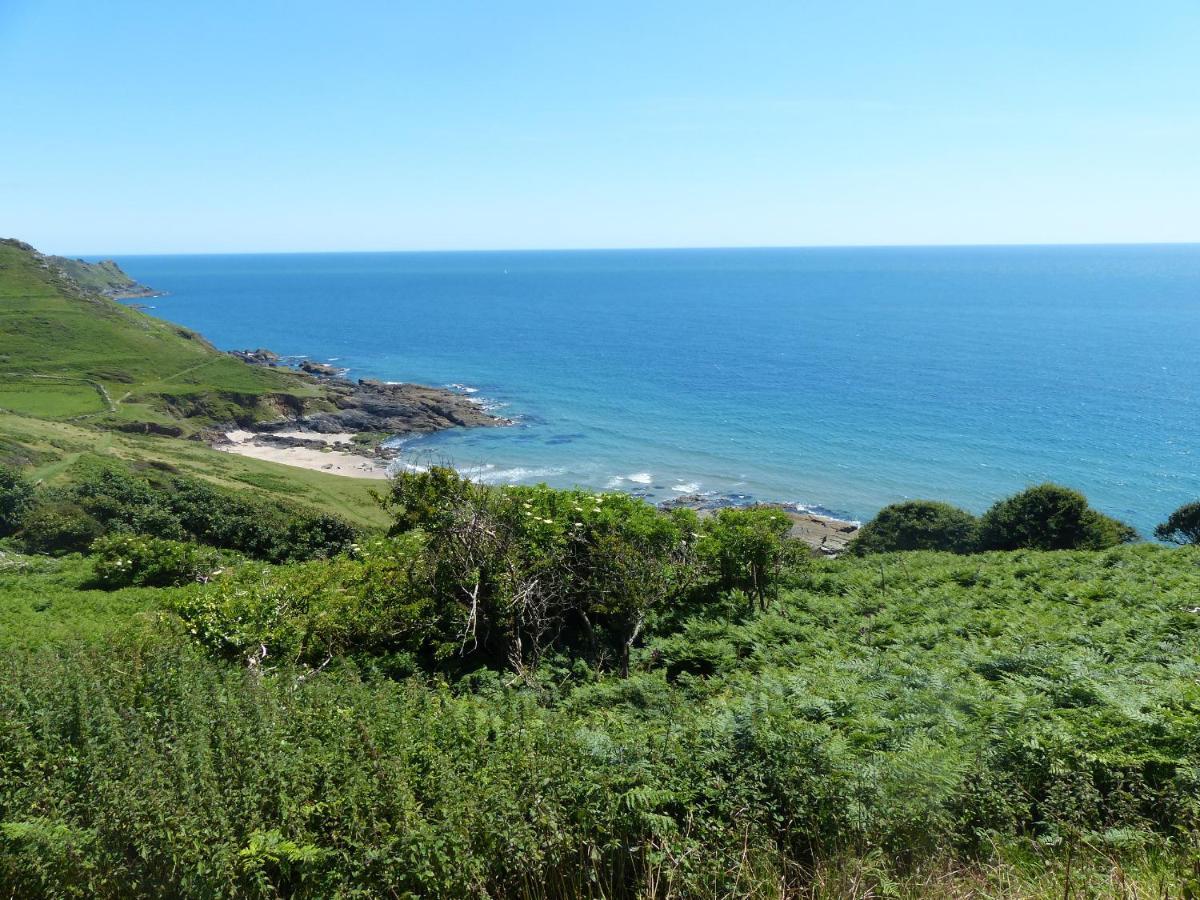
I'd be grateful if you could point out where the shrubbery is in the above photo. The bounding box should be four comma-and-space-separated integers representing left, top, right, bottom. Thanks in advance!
1156, 500, 1200, 545
977, 483, 1136, 551
0, 465, 34, 537
91, 533, 224, 588
171, 469, 800, 677
3, 545, 1199, 897
849, 500, 978, 555
6, 459, 357, 562
853, 485, 1138, 555
16, 501, 102, 554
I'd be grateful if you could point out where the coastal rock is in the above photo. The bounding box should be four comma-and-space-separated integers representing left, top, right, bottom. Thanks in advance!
297, 379, 507, 435
659, 494, 859, 556
299, 360, 343, 377
230, 348, 282, 366
220, 351, 511, 445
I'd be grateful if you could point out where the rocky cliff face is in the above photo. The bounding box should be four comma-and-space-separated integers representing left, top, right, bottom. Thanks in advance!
46, 255, 159, 299
285, 378, 505, 435
231, 349, 510, 438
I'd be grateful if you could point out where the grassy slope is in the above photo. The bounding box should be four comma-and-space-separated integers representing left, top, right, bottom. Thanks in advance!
0, 552, 171, 651
0, 238, 385, 526
0, 413, 388, 529
0, 239, 325, 433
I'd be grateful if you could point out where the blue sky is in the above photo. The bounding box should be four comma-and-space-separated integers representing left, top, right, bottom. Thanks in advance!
2, 1, 1198, 253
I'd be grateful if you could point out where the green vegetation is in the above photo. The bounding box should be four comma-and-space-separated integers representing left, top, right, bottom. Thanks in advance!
849, 500, 978, 555
91, 533, 225, 588
1156, 500, 1200, 546
46, 255, 148, 296
6, 456, 358, 563
0, 413, 388, 529
0, 239, 326, 435
0, 553, 167, 651
2, 465, 1198, 896
978, 483, 1138, 551
852, 485, 1138, 556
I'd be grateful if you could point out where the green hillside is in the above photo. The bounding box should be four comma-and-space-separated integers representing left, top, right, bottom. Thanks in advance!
0, 238, 385, 527
0, 238, 326, 434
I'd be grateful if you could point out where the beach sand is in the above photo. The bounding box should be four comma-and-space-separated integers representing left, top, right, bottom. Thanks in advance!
216, 430, 390, 479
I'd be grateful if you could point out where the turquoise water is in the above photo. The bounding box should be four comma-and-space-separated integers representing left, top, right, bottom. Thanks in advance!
114, 246, 1200, 535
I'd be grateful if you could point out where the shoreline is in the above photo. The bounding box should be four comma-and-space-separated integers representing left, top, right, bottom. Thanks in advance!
215, 427, 861, 551
215, 429, 391, 479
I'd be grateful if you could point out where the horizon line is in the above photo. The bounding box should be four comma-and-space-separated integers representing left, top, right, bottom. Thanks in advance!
52, 239, 1200, 258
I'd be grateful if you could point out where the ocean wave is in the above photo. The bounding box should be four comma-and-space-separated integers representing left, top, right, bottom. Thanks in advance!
448, 383, 479, 394
627, 472, 653, 485
457, 463, 565, 485
670, 482, 701, 493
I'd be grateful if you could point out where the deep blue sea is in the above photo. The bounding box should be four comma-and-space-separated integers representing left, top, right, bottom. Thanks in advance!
111, 246, 1200, 536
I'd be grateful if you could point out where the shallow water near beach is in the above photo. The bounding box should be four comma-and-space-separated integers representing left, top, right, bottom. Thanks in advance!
112, 245, 1200, 535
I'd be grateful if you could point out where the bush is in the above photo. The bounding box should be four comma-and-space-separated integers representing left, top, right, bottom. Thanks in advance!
382, 468, 701, 675
1155, 500, 1200, 546
696, 506, 794, 608
977, 484, 1137, 551
0, 465, 34, 536
850, 500, 978, 555
91, 534, 224, 588
12, 459, 358, 562
170, 536, 432, 666
17, 501, 102, 554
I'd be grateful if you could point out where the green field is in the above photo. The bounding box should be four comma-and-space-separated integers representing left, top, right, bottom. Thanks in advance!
0, 379, 107, 417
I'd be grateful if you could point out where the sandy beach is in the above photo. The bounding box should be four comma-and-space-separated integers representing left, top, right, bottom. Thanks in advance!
216, 430, 391, 479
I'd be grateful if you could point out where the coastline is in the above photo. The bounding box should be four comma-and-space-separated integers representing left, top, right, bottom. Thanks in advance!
209, 349, 862, 551
214, 429, 391, 479
214, 421, 862, 551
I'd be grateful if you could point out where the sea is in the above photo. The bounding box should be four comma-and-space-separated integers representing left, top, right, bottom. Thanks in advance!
110, 245, 1200, 537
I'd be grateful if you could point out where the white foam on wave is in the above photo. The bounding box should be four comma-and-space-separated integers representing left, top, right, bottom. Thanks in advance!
448, 383, 480, 394
452, 463, 565, 485
627, 472, 653, 485
671, 482, 701, 493
604, 476, 626, 489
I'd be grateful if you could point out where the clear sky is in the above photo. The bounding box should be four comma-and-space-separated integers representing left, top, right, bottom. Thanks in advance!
2, 1, 1198, 254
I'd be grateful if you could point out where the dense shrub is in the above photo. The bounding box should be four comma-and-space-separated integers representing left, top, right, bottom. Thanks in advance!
849, 500, 979, 555
91, 533, 224, 588
14, 459, 358, 562
383, 468, 703, 675
1155, 500, 1200, 546
695, 506, 794, 608
170, 535, 433, 668
17, 501, 102, 554
0, 465, 34, 536
977, 483, 1137, 551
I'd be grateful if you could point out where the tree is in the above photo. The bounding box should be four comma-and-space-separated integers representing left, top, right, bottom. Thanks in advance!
977, 484, 1137, 552
697, 507, 793, 610
849, 500, 978, 555
1154, 501, 1200, 546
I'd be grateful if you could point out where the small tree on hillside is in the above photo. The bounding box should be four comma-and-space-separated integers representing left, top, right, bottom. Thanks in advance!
697, 506, 793, 610
1155, 501, 1200, 546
